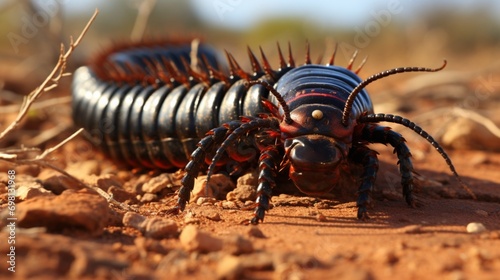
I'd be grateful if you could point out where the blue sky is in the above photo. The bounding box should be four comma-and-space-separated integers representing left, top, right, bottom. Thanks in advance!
59, 0, 500, 30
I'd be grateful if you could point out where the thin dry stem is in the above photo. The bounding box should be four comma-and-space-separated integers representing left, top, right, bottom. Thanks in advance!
35, 128, 84, 160
0, 9, 98, 141
0, 96, 72, 114
0, 10, 129, 210
130, 0, 157, 42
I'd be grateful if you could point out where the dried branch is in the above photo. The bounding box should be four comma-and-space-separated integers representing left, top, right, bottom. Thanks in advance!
130, 0, 157, 42
35, 128, 84, 160
0, 96, 71, 114
0, 9, 98, 141
0, 10, 131, 211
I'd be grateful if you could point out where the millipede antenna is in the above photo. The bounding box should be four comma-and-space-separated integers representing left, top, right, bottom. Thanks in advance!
341, 60, 447, 126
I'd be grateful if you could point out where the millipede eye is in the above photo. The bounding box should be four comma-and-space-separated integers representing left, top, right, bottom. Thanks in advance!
312, 109, 323, 120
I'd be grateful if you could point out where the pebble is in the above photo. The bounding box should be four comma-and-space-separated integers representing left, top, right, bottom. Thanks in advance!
179, 225, 253, 255
315, 213, 327, 222
222, 201, 238, 209
196, 197, 217, 205
216, 255, 243, 280
123, 212, 178, 239
93, 174, 123, 191
399, 225, 423, 234
226, 184, 257, 202
179, 225, 223, 253
141, 173, 176, 194
107, 186, 137, 203
247, 226, 266, 238
466, 222, 487, 233
6, 189, 109, 236
140, 193, 158, 203
123, 211, 146, 227
191, 174, 235, 202
236, 171, 258, 187
144, 217, 178, 239
201, 210, 221, 221
184, 212, 201, 224
223, 235, 254, 255
441, 117, 500, 151
474, 209, 489, 217
16, 181, 54, 200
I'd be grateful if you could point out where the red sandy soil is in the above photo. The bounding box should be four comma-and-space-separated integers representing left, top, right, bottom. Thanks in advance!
0, 135, 499, 279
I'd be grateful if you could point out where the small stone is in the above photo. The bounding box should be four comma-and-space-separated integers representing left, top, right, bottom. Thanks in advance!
474, 209, 489, 217
196, 197, 217, 205
6, 189, 109, 236
140, 193, 158, 202
191, 174, 235, 202
470, 154, 489, 165
273, 194, 316, 207
226, 185, 256, 202
316, 213, 327, 222
273, 251, 321, 269
466, 222, 487, 233
142, 173, 176, 193
238, 252, 274, 270
236, 171, 258, 187
201, 210, 221, 221
123, 212, 147, 229
16, 181, 54, 200
399, 225, 423, 234
39, 170, 77, 194
112, 242, 123, 252
222, 201, 238, 209
314, 201, 331, 209
123, 212, 178, 239
441, 117, 500, 151
94, 174, 123, 191
184, 217, 201, 225
183, 211, 200, 224
108, 186, 137, 203
244, 200, 255, 206
217, 255, 243, 280
247, 226, 266, 238
223, 235, 254, 255
144, 217, 178, 239
179, 225, 223, 253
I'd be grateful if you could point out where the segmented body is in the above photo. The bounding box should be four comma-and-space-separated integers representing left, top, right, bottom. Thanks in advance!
72, 40, 472, 224
73, 42, 283, 170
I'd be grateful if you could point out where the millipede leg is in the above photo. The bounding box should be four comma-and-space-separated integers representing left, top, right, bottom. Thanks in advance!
349, 145, 379, 220
251, 146, 281, 224
173, 126, 231, 213
360, 124, 416, 208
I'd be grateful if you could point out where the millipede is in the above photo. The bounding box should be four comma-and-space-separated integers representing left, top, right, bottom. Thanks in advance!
71, 39, 474, 224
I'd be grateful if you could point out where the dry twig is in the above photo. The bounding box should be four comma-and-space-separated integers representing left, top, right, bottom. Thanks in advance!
0, 9, 98, 142
130, 0, 157, 42
0, 9, 134, 212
